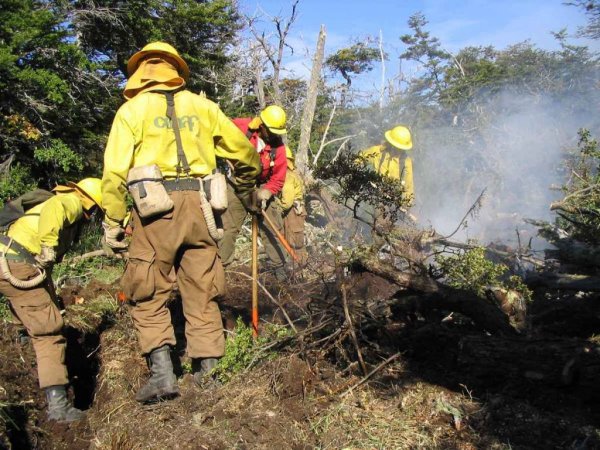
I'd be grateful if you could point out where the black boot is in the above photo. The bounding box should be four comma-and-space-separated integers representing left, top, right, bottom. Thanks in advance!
192, 357, 220, 388
135, 345, 179, 403
45, 385, 86, 423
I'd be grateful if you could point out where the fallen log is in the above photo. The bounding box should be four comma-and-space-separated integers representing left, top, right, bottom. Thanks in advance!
354, 255, 517, 335
526, 272, 600, 291
433, 237, 545, 268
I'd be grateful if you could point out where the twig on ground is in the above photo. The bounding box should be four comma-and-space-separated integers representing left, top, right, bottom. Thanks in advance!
341, 284, 367, 376
341, 352, 401, 397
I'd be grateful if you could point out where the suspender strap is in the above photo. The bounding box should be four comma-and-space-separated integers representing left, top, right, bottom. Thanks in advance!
164, 92, 191, 178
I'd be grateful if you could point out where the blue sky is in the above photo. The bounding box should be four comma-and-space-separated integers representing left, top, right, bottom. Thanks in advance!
240, 0, 597, 82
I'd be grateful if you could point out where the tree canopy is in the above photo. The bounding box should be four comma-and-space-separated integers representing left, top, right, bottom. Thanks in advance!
0, 0, 242, 202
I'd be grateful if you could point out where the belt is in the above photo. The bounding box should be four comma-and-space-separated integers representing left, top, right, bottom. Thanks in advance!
0, 235, 37, 265
163, 178, 202, 192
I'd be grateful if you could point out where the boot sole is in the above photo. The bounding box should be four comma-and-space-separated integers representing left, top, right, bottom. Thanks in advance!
48, 414, 86, 423
135, 386, 180, 404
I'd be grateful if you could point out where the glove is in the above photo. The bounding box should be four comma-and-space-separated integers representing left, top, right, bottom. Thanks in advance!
35, 245, 56, 269
102, 222, 129, 251
255, 188, 272, 210
293, 200, 304, 215
239, 189, 261, 214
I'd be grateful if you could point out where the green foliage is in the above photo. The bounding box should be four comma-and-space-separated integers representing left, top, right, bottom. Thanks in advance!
53, 255, 124, 287
437, 247, 506, 296
326, 42, 382, 87
400, 12, 451, 104
72, 0, 242, 97
0, 296, 11, 323
314, 153, 410, 227
0, 164, 37, 206
436, 247, 531, 302
0, 0, 241, 191
568, 0, 600, 39
34, 138, 84, 174
505, 275, 532, 302
53, 221, 124, 286
0, 0, 117, 187
213, 317, 292, 383
556, 129, 600, 244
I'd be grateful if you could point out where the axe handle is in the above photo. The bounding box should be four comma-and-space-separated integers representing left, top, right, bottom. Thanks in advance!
251, 214, 259, 337
260, 210, 300, 263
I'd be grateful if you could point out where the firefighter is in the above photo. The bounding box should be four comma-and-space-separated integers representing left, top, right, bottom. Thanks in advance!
360, 125, 415, 206
279, 147, 307, 266
0, 178, 103, 422
101, 42, 260, 403
219, 105, 288, 276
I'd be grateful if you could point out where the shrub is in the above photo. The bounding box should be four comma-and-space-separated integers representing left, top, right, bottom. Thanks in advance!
213, 317, 292, 383
436, 246, 531, 301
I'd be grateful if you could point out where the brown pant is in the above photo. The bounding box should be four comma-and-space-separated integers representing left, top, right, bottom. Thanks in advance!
283, 208, 307, 266
0, 262, 67, 388
123, 190, 225, 357
219, 184, 286, 268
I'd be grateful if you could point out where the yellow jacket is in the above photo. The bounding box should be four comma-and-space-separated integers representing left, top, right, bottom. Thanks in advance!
102, 90, 260, 225
3, 192, 84, 256
360, 144, 414, 205
279, 169, 304, 211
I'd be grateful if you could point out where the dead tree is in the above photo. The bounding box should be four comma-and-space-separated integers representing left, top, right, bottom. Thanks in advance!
248, 0, 300, 105
296, 25, 327, 180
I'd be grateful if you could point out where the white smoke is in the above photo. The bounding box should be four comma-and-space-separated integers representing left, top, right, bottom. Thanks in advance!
413, 88, 599, 250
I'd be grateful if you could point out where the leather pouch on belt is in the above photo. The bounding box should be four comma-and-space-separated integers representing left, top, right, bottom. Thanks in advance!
203, 172, 228, 212
127, 165, 174, 218
121, 249, 156, 302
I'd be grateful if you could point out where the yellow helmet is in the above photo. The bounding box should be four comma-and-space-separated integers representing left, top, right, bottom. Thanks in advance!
259, 105, 287, 135
127, 42, 190, 80
68, 178, 103, 210
385, 125, 413, 150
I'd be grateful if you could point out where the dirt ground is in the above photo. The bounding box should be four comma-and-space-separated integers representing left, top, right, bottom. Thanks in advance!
1, 262, 599, 449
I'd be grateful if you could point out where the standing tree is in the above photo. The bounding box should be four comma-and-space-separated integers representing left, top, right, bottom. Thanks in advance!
400, 12, 451, 106
69, 0, 242, 97
0, 0, 119, 197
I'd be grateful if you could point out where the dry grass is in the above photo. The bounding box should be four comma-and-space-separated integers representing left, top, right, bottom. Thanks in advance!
63, 293, 119, 332
309, 380, 491, 450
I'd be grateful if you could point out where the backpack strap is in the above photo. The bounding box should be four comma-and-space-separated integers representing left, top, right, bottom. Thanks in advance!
164, 92, 191, 178
268, 146, 277, 179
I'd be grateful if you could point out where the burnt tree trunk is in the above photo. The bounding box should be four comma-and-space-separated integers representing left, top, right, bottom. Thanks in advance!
355, 255, 517, 335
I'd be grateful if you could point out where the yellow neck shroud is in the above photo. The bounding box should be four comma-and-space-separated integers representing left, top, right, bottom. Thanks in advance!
124, 58, 185, 100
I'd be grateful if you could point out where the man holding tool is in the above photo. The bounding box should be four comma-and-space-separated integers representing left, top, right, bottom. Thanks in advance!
0, 178, 103, 422
219, 105, 289, 279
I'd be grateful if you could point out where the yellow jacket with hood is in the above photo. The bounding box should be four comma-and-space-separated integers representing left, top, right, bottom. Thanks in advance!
359, 144, 414, 205
1, 192, 84, 257
102, 90, 261, 226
